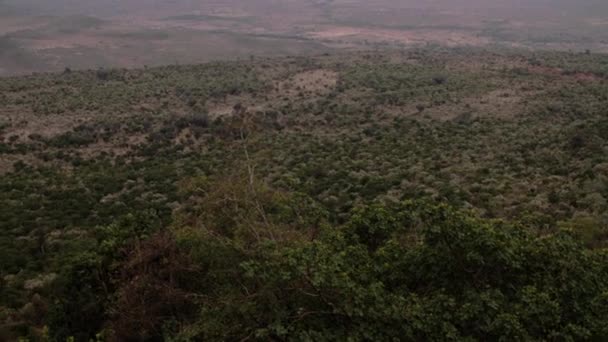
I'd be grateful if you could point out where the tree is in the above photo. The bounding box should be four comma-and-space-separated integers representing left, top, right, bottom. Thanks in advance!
177, 201, 608, 340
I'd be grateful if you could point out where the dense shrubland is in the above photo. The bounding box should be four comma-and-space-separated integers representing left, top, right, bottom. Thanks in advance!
1, 47, 608, 340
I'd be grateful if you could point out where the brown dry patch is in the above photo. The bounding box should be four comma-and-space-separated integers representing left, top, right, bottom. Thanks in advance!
207, 94, 266, 119
126, 133, 148, 147
172, 128, 211, 154
572, 73, 602, 82
174, 127, 193, 145
0, 17, 51, 35
309, 26, 491, 47
151, 20, 224, 32
1, 109, 87, 142
407, 89, 529, 122
527, 65, 604, 82
0, 154, 47, 175
527, 65, 564, 78
131, 98, 190, 117
586, 18, 608, 27
77, 140, 131, 158
467, 89, 527, 120
21, 31, 115, 51
207, 103, 236, 118
275, 69, 338, 97
409, 104, 461, 121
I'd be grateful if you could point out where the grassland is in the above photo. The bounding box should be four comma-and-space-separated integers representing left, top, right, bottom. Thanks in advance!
1, 0, 608, 76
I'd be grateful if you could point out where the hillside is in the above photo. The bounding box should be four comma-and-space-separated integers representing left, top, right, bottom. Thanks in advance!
2, 47, 608, 340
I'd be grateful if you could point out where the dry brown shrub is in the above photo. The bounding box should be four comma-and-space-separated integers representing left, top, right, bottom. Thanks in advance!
107, 232, 200, 341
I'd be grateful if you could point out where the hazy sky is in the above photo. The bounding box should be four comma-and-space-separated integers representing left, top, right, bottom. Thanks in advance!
3, 0, 608, 17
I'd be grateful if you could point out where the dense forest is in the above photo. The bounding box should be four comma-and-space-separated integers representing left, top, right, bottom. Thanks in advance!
2, 47, 608, 340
